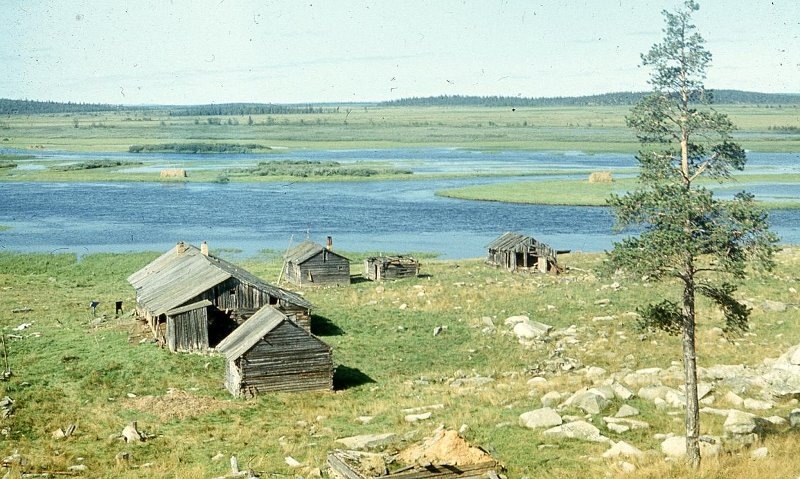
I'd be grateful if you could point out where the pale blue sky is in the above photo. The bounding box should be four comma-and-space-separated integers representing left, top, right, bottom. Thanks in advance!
2, 1, 798, 104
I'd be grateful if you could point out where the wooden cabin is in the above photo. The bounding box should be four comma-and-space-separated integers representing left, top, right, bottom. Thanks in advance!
216, 305, 333, 397
283, 239, 350, 287
128, 241, 314, 352
364, 255, 420, 281
486, 232, 564, 274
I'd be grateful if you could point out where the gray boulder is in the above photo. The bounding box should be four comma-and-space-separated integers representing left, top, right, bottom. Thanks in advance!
519, 408, 563, 429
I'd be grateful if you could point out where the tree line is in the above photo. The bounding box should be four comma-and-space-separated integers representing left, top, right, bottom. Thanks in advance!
380, 90, 800, 107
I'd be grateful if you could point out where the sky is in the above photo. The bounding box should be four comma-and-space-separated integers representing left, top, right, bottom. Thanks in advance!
1, 1, 798, 105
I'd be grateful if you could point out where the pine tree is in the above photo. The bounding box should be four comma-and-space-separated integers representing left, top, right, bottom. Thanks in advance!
606, 0, 778, 468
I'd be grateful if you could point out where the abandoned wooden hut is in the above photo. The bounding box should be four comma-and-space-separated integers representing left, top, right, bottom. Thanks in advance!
216, 305, 333, 397
283, 238, 351, 287
127, 241, 314, 352
486, 232, 564, 274
363, 255, 420, 281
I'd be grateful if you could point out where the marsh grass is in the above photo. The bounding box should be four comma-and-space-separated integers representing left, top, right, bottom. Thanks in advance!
1, 249, 799, 477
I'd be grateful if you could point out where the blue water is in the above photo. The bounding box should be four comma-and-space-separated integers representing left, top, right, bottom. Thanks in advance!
0, 148, 798, 259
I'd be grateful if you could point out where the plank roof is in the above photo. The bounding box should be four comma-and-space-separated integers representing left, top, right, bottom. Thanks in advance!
284, 240, 349, 264
165, 299, 212, 316
128, 242, 312, 316
487, 232, 535, 252
215, 305, 330, 361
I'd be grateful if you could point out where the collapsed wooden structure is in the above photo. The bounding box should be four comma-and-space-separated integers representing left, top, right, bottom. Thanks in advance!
283, 238, 351, 287
216, 305, 333, 397
486, 232, 564, 274
128, 241, 314, 352
328, 451, 499, 479
363, 255, 420, 281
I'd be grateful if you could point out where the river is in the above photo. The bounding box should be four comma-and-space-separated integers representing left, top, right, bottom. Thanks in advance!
0, 148, 798, 259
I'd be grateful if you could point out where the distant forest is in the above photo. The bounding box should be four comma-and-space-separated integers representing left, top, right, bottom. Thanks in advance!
380, 90, 800, 107
1, 90, 798, 115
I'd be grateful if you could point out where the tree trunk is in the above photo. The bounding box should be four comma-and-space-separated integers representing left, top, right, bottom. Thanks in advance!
682, 266, 701, 468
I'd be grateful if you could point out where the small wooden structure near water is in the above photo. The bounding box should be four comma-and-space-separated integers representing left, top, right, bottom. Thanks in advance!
486, 232, 564, 274
283, 238, 351, 287
363, 255, 420, 281
128, 241, 314, 352
216, 305, 333, 397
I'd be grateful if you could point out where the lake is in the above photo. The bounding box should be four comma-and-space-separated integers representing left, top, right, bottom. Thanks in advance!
1, 148, 798, 259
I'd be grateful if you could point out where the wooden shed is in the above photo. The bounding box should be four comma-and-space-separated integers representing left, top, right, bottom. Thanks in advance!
128, 241, 314, 352
216, 305, 333, 397
283, 239, 351, 287
364, 255, 420, 281
486, 232, 564, 274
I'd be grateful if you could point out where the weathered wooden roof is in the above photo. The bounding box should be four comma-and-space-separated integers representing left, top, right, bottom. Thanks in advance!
486, 232, 537, 252
487, 231, 560, 262
216, 305, 329, 361
128, 242, 313, 316
284, 240, 349, 264
165, 299, 212, 316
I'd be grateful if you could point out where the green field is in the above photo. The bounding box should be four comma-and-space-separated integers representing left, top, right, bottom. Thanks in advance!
2, 249, 800, 478
436, 174, 800, 210
1, 104, 798, 154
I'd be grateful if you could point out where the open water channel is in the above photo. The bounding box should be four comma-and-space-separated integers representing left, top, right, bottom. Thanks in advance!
1, 148, 798, 259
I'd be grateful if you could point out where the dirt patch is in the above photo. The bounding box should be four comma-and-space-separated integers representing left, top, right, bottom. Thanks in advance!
588, 171, 613, 183
124, 389, 238, 421
396, 428, 491, 466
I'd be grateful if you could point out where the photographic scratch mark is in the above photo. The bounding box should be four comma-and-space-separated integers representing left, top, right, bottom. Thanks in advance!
206, 54, 215, 63
120, 87, 125, 97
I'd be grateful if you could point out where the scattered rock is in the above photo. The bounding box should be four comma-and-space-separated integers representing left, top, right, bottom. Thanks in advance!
661, 435, 721, 459
789, 408, 800, 427
450, 376, 494, 388
743, 398, 773, 411
121, 421, 143, 443
611, 382, 634, 400
750, 447, 769, 459
570, 391, 610, 415
115, 451, 131, 465
603, 417, 650, 431
52, 423, 77, 439
592, 316, 615, 322
433, 326, 443, 337
540, 391, 563, 408
724, 391, 745, 408
335, 433, 398, 450
68, 464, 88, 472
723, 410, 758, 435
400, 404, 444, 414
285, 456, 302, 468
0, 396, 14, 418
762, 300, 787, 312
405, 412, 432, 422
542, 421, 610, 443
527, 377, 548, 387
602, 440, 644, 459
519, 408, 563, 429
615, 405, 639, 418
504, 315, 529, 326
356, 416, 374, 424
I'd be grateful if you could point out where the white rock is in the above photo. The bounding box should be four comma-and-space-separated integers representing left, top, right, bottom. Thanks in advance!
335, 433, 397, 450
607, 423, 629, 433
504, 315, 529, 326
542, 421, 610, 443
603, 417, 650, 430
611, 382, 634, 401
724, 410, 758, 435
619, 461, 636, 473
615, 405, 640, 418
540, 391, 563, 408
661, 435, 721, 459
602, 440, 644, 459
750, 447, 769, 459
285, 456, 302, 468
514, 322, 543, 340
527, 377, 548, 387
592, 316, 615, 322
404, 412, 432, 422
744, 398, 773, 411
724, 391, 745, 408
585, 366, 607, 379
519, 408, 563, 429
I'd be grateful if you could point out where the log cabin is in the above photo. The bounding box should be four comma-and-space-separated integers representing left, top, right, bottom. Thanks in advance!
283, 238, 351, 287
128, 241, 314, 351
216, 305, 333, 397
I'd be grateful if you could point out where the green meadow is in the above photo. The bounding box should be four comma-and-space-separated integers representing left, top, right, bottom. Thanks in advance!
2, 249, 800, 478
1, 104, 798, 154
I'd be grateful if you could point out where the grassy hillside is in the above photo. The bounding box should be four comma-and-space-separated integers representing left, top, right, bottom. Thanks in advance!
1, 104, 798, 153
1, 249, 800, 477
